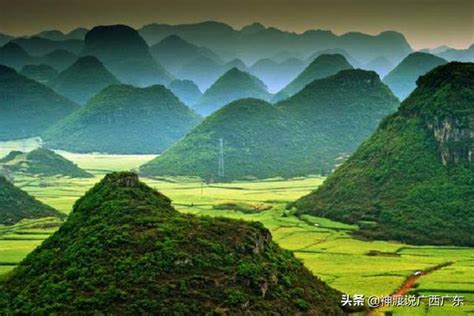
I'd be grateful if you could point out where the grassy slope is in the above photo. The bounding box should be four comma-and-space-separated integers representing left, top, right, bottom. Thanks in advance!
1, 148, 93, 178
49, 56, 120, 104
194, 68, 271, 116
295, 63, 474, 246
0, 151, 472, 315
272, 54, 353, 102
0, 65, 79, 141
0, 173, 345, 315
140, 98, 309, 180
42, 84, 202, 154
141, 70, 398, 181
0, 176, 65, 225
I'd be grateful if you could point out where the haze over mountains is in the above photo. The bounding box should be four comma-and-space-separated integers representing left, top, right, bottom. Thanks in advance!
42, 84, 201, 154
383, 52, 447, 100
194, 67, 272, 116
20, 64, 58, 83
139, 22, 412, 65
250, 57, 306, 92
168, 79, 202, 106
0, 65, 79, 141
81, 25, 172, 87
273, 54, 353, 102
295, 62, 474, 246
48, 56, 120, 104
141, 69, 398, 180
150, 35, 221, 75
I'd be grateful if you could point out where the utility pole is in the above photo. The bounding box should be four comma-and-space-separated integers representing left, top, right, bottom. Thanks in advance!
218, 138, 225, 178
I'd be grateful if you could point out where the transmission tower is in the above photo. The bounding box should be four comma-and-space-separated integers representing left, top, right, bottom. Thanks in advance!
218, 138, 225, 178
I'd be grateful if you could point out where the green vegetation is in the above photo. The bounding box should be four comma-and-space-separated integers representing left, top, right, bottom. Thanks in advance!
20, 64, 58, 83
0, 148, 93, 178
142, 69, 398, 180
140, 98, 308, 180
49, 56, 120, 104
383, 52, 447, 100
176, 56, 225, 91
213, 201, 273, 214
0, 176, 65, 225
0, 42, 35, 70
39, 49, 77, 71
11, 36, 83, 56
0, 172, 346, 315
168, 79, 202, 106
42, 84, 202, 154
150, 35, 220, 75
0, 65, 79, 141
194, 67, 272, 116
250, 57, 306, 92
272, 54, 353, 102
294, 62, 474, 246
82, 25, 172, 87
0, 149, 472, 315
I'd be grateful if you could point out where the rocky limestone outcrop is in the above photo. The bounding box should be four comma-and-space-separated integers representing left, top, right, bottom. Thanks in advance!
427, 115, 474, 166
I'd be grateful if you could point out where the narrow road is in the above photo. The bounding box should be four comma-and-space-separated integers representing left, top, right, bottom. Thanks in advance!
364, 262, 453, 316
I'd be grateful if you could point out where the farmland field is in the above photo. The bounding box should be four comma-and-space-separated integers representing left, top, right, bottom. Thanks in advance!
1, 141, 473, 315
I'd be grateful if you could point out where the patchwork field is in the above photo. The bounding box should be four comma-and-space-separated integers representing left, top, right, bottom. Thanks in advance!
1, 141, 473, 315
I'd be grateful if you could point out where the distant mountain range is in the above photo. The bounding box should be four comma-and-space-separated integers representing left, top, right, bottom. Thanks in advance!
49, 56, 120, 105
141, 69, 398, 180
82, 25, 172, 87
438, 44, 474, 62
383, 52, 447, 100
250, 57, 306, 93
42, 84, 201, 154
0, 65, 79, 141
168, 79, 202, 106
150, 35, 221, 75
139, 22, 413, 65
20, 64, 58, 83
11, 36, 83, 56
273, 54, 353, 102
193, 67, 272, 116
35, 28, 88, 41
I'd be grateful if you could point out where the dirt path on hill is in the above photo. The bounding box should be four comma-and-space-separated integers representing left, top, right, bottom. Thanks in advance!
364, 262, 453, 316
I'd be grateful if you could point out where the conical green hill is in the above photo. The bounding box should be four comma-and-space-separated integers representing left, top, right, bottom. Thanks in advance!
294, 62, 474, 246
0, 176, 65, 225
0, 172, 346, 315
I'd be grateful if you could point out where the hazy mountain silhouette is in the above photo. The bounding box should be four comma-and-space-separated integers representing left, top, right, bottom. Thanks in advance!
42, 84, 201, 154
49, 56, 120, 104
168, 79, 202, 106
20, 64, 58, 83
194, 68, 271, 116
273, 54, 353, 102
0, 65, 79, 140
82, 25, 172, 87
383, 52, 447, 100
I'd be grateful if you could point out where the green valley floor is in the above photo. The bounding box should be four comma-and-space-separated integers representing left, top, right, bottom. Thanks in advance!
0, 140, 473, 315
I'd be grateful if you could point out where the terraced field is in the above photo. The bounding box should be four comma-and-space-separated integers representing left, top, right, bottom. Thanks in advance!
1, 140, 473, 315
